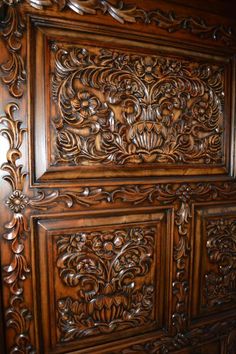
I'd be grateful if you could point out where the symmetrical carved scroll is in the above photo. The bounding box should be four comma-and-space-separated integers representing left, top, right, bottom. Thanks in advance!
52, 45, 224, 166
56, 226, 155, 341
0, 103, 34, 353
0, 6, 26, 98
205, 217, 236, 307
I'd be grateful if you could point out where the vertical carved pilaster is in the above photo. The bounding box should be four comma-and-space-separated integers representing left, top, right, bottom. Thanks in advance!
0, 103, 35, 353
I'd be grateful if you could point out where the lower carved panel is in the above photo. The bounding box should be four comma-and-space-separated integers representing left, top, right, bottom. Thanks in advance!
34, 208, 172, 352
205, 218, 236, 307
56, 227, 155, 341
192, 204, 236, 318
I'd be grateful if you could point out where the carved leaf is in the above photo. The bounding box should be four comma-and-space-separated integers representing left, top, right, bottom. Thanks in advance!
0, 6, 26, 98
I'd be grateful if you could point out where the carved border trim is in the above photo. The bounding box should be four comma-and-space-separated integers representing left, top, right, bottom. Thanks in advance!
25, 0, 236, 44
0, 103, 35, 353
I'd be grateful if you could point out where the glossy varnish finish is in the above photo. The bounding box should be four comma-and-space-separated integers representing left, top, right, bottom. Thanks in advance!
0, 1, 236, 353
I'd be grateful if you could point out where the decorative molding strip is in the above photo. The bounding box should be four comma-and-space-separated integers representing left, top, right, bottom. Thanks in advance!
25, 0, 236, 44
0, 5, 26, 98
0, 103, 35, 353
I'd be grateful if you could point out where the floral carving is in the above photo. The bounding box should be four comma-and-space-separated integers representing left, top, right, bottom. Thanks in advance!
205, 218, 236, 307
0, 103, 34, 352
52, 46, 224, 166
0, 5, 26, 98
56, 226, 155, 341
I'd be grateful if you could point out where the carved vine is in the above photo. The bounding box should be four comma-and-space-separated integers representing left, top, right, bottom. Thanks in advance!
5, 0, 235, 44
56, 226, 155, 341
0, 103, 34, 353
52, 45, 224, 166
0, 5, 26, 98
205, 217, 236, 307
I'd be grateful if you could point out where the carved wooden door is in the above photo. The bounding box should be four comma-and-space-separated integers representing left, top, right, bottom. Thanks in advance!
0, 1, 236, 353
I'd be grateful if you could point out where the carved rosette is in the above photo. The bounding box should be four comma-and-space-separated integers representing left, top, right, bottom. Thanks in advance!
52, 46, 224, 167
56, 226, 155, 341
205, 218, 236, 307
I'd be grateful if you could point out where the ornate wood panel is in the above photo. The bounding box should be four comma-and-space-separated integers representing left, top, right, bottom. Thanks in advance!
30, 17, 232, 183
192, 204, 236, 318
0, 1, 236, 354
34, 208, 171, 352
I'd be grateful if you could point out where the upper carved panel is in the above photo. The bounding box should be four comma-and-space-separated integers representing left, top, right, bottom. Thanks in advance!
51, 45, 224, 167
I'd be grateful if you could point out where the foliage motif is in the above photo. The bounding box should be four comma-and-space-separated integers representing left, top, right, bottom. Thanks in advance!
52, 46, 224, 166
0, 5, 26, 98
205, 218, 236, 307
6, 0, 235, 44
56, 227, 155, 341
0, 104, 34, 353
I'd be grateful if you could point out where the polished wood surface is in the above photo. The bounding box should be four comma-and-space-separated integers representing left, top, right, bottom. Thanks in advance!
0, 1, 236, 353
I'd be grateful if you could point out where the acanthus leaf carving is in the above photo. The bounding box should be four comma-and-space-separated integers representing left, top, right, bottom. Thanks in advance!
0, 5, 26, 98
0, 103, 27, 190
12, 0, 236, 44
0, 103, 34, 353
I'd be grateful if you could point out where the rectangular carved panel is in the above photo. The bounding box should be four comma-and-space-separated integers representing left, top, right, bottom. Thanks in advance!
33, 208, 172, 352
29, 19, 232, 185
192, 204, 236, 319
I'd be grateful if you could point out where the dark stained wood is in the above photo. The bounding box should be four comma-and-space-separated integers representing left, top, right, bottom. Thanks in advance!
0, 1, 236, 353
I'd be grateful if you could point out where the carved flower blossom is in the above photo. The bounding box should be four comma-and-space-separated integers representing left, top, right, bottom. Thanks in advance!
193, 100, 212, 122
92, 231, 125, 259
71, 91, 100, 119
135, 56, 158, 82
6, 190, 29, 213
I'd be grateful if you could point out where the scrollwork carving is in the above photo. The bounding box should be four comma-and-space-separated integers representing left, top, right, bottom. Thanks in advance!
0, 103, 34, 353
56, 226, 155, 341
52, 46, 224, 167
14, 0, 236, 44
205, 217, 236, 307
0, 5, 26, 98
